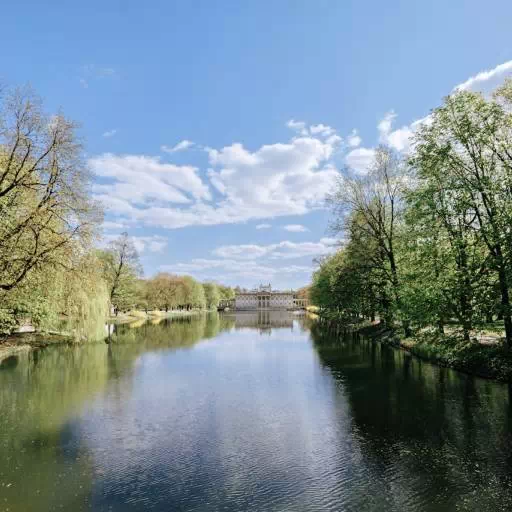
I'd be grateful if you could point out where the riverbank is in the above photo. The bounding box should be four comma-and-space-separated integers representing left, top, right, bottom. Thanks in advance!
107, 309, 204, 325
0, 309, 214, 363
0, 331, 77, 364
317, 317, 512, 382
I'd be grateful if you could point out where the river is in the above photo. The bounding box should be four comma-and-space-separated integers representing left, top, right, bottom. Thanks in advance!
1, 312, 512, 511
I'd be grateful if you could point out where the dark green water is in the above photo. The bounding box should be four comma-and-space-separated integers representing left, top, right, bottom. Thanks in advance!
1, 312, 512, 511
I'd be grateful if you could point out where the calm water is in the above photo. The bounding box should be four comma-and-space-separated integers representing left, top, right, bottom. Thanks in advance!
1, 312, 512, 511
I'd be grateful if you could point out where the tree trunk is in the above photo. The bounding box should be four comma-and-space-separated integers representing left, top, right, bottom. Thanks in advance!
438, 317, 445, 335
497, 264, 512, 348
460, 292, 472, 342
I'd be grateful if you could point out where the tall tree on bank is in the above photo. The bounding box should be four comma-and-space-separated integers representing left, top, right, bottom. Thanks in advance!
327, 146, 410, 332
203, 282, 220, 310
411, 84, 512, 346
0, 86, 100, 291
99, 233, 142, 313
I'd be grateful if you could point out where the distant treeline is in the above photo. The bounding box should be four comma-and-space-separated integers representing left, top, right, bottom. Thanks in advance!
311, 79, 512, 346
99, 232, 235, 315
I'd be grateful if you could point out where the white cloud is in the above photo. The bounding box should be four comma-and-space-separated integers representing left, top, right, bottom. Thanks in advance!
161, 258, 312, 285
378, 111, 413, 152
310, 124, 335, 136
159, 238, 339, 287
283, 224, 308, 232
103, 129, 117, 138
256, 223, 272, 229
213, 245, 269, 260
91, 127, 341, 230
454, 60, 512, 93
206, 136, 339, 218
370, 60, 512, 158
345, 147, 376, 174
287, 120, 338, 140
90, 154, 211, 211
347, 129, 361, 148
345, 60, 512, 167
161, 140, 194, 153
212, 238, 337, 260
286, 119, 308, 135
132, 236, 168, 253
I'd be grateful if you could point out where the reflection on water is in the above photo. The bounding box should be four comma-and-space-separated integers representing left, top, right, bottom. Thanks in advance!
225, 310, 310, 333
0, 313, 511, 511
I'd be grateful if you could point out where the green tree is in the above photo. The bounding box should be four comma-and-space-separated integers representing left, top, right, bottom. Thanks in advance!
99, 233, 142, 313
203, 282, 221, 310
328, 146, 409, 331
411, 87, 512, 345
0, 86, 100, 292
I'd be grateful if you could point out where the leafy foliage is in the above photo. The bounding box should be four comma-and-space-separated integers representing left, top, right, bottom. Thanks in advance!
311, 81, 512, 346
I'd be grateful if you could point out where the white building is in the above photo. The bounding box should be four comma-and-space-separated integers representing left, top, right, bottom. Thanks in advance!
235, 284, 298, 310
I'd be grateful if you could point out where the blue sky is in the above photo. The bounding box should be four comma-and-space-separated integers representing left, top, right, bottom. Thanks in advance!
3, 0, 512, 289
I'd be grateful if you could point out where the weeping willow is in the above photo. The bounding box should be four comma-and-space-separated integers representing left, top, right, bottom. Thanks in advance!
55, 254, 110, 342
0, 252, 110, 341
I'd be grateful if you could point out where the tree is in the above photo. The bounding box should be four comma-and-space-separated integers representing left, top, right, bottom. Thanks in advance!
146, 273, 182, 311
403, 181, 489, 339
183, 276, 206, 309
203, 282, 220, 310
218, 285, 235, 301
99, 233, 142, 313
411, 87, 512, 345
0, 86, 100, 291
327, 146, 410, 331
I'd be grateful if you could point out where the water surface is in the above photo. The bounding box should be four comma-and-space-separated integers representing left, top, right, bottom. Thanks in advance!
1, 312, 512, 511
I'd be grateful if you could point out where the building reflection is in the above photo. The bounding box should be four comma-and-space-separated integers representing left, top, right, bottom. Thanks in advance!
229, 311, 301, 333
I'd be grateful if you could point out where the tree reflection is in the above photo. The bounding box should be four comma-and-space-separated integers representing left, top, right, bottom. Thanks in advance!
0, 313, 233, 512
310, 322, 512, 511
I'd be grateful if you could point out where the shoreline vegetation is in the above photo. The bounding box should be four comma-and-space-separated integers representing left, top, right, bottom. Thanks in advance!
309, 79, 512, 383
0, 308, 217, 363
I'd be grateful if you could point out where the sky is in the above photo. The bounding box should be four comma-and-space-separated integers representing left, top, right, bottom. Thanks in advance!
2, 0, 512, 290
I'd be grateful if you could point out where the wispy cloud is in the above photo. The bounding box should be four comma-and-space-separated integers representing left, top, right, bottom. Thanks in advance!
212, 238, 337, 260
158, 237, 339, 286
102, 129, 117, 138
160, 258, 312, 286
79, 64, 118, 88
345, 147, 376, 174
256, 223, 272, 229
454, 60, 512, 93
161, 140, 195, 153
283, 224, 309, 233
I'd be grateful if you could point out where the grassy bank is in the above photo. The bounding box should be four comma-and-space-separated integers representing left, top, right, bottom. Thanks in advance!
316, 315, 512, 382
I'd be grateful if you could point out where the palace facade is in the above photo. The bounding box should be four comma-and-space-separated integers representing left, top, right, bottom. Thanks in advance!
234, 284, 307, 310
